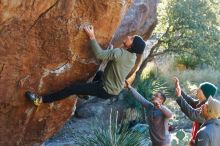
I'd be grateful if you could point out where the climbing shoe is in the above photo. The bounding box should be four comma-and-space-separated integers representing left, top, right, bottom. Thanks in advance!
25, 91, 42, 106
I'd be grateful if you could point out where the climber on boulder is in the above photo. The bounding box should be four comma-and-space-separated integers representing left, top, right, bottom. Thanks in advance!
25, 25, 146, 106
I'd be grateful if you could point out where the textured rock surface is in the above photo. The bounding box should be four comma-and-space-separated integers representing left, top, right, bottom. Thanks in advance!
0, 0, 132, 146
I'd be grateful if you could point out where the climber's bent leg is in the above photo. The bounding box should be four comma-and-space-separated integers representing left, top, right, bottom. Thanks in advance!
42, 81, 114, 103
92, 70, 103, 82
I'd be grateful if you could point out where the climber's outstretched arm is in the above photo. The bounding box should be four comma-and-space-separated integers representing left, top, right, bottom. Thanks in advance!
84, 25, 122, 61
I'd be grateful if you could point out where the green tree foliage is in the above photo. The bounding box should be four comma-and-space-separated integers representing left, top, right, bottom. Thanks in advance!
151, 0, 220, 68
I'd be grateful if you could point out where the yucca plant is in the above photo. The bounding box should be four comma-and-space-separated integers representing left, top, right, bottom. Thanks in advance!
76, 110, 146, 146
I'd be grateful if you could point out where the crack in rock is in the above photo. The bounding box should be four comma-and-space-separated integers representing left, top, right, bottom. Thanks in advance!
0, 64, 5, 79
26, 0, 60, 33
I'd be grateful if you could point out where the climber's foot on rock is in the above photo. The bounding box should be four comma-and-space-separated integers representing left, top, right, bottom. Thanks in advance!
25, 91, 42, 106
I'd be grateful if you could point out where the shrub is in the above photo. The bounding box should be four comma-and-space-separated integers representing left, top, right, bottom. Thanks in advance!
175, 55, 200, 69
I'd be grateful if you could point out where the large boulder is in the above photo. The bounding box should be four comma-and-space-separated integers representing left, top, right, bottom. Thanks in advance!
0, 0, 133, 145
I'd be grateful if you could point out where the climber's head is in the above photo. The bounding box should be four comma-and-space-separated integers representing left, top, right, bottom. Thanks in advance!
195, 82, 217, 102
123, 35, 146, 54
151, 91, 167, 105
123, 35, 134, 49
200, 96, 220, 120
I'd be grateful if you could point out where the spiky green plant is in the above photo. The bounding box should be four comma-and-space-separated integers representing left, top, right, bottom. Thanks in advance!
76, 110, 146, 146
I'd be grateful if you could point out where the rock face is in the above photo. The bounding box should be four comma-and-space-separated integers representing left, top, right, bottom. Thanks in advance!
0, 0, 132, 146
